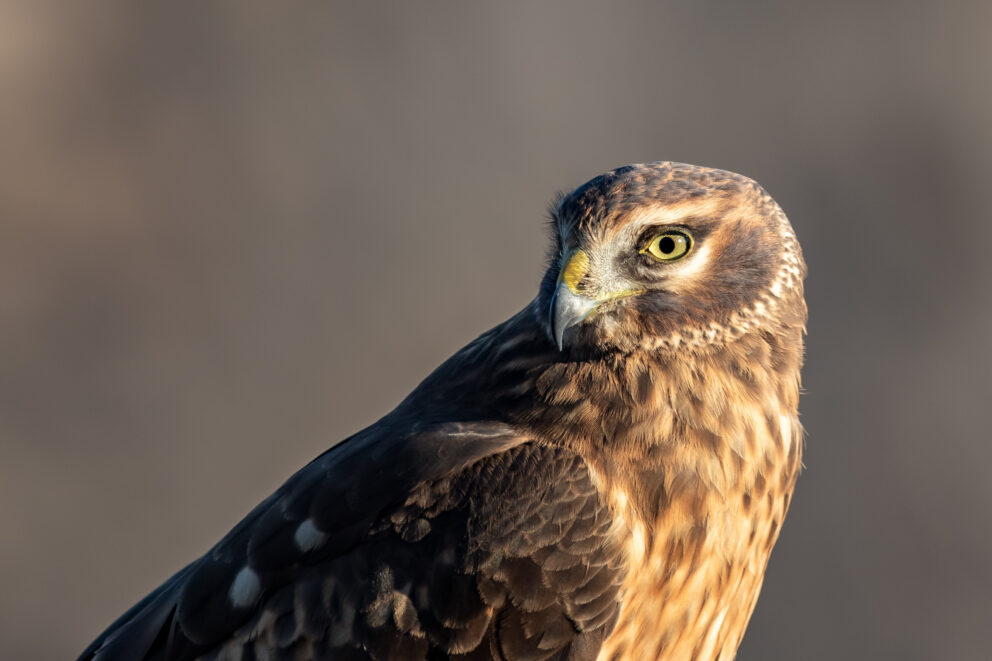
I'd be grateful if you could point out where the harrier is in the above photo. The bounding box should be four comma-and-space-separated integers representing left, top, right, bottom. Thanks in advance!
79, 162, 806, 661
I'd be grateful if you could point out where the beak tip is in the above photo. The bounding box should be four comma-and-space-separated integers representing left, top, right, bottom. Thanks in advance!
549, 282, 596, 352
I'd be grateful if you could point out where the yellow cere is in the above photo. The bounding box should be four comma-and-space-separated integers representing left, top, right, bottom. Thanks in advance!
560, 249, 591, 293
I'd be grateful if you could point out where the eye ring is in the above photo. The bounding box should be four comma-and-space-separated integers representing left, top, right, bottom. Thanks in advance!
641, 230, 692, 262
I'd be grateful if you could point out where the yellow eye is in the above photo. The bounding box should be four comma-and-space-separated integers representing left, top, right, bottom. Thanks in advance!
642, 231, 692, 262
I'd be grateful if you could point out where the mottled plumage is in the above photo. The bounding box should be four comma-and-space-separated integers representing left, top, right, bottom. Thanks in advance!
79, 162, 806, 661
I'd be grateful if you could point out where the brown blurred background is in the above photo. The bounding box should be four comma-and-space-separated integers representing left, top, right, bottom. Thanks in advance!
2, 2, 991, 659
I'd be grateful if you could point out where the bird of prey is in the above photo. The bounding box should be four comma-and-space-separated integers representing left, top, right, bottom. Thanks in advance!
79, 162, 806, 661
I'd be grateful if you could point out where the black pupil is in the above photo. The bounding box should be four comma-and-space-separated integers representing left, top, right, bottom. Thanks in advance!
659, 236, 676, 254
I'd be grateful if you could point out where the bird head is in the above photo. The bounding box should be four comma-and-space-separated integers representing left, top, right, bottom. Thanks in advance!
539, 162, 806, 354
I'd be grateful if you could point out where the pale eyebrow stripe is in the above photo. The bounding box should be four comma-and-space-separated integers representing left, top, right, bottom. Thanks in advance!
603, 197, 729, 241
627, 198, 727, 227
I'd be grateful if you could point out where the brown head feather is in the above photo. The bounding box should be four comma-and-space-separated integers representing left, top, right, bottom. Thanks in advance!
539, 161, 805, 355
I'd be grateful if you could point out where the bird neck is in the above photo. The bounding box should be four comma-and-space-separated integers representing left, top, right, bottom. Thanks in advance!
405, 306, 805, 497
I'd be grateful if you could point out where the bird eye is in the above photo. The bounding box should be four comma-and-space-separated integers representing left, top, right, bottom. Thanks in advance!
642, 231, 692, 262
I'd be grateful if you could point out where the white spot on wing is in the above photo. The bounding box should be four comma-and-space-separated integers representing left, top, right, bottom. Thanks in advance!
228, 566, 260, 608
294, 518, 327, 552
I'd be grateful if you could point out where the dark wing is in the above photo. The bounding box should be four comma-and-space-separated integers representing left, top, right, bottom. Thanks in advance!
79, 420, 624, 661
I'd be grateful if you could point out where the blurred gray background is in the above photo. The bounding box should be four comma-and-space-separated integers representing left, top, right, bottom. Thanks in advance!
2, 2, 990, 659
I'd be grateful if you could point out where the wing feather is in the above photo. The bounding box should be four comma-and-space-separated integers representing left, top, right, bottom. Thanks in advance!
79, 421, 624, 661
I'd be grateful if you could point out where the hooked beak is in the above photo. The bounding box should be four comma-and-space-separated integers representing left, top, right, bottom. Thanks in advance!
550, 282, 598, 350
548, 248, 646, 350
549, 249, 597, 350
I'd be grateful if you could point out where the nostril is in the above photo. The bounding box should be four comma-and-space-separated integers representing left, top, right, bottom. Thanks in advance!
560, 249, 591, 294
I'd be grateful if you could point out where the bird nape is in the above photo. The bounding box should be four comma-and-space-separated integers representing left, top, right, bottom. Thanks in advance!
79, 162, 806, 661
